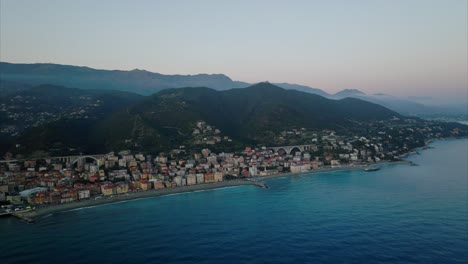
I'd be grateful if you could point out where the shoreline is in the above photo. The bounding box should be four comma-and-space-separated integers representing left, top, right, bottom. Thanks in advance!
32, 180, 261, 218
252, 160, 412, 181
15, 139, 453, 221
30, 161, 410, 219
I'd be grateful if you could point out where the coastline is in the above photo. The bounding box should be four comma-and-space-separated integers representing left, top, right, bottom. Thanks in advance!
4, 138, 467, 263
253, 160, 412, 181
19, 139, 456, 221
33, 180, 260, 218
30, 161, 411, 219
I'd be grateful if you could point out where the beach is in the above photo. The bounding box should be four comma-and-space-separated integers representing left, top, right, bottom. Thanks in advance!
32, 180, 262, 218
25, 160, 416, 219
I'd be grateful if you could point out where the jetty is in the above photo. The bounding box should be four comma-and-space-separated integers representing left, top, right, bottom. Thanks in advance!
246, 178, 269, 189
13, 210, 36, 223
255, 182, 269, 188
0, 209, 36, 223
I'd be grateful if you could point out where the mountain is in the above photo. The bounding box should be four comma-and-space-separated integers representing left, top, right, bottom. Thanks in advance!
277, 86, 433, 116
124, 83, 406, 151
332, 89, 366, 98
0, 84, 144, 155
272, 83, 331, 97
0, 80, 32, 95
405, 96, 468, 117
365, 93, 431, 115
276, 86, 437, 117
331, 89, 432, 116
0, 62, 250, 95
3, 83, 403, 156
2, 61, 459, 119
0, 61, 337, 99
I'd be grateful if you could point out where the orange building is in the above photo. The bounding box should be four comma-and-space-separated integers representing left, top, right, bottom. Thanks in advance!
101, 184, 114, 196
140, 181, 150, 191
154, 181, 165, 189
28, 192, 47, 204
204, 173, 215, 183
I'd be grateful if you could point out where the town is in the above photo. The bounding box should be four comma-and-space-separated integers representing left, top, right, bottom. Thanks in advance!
0, 116, 463, 216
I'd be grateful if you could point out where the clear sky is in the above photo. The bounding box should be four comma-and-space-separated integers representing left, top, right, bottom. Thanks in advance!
1, 0, 467, 98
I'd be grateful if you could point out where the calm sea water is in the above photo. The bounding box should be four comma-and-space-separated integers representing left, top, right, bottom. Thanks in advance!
1, 139, 467, 264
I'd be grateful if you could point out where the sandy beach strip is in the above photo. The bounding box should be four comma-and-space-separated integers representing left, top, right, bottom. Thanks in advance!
34, 180, 260, 217
31, 160, 412, 219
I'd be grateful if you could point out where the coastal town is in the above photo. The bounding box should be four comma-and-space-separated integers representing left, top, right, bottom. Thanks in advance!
0, 116, 463, 221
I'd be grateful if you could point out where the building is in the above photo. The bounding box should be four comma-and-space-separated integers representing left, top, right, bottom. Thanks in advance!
140, 181, 150, 191
49, 192, 61, 204
154, 181, 165, 189
290, 164, 308, 173
214, 172, 224, 182
248, 166, 257, 177
6, 195, 23, 204
28, 192, 47, 204
173, 176, 184, 186
186, 175, 197, 185
19, 187, 48, 199
115, 183, 129, 194
101, 184, 114, 196
204, 173, 215, 183
196, 174, 204, 184
164, 181, 172, 188
0, 185, 8, 193
78, 189, 91, 200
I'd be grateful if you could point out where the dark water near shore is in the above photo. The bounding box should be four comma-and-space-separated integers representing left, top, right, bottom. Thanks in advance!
1, 139, 467, 264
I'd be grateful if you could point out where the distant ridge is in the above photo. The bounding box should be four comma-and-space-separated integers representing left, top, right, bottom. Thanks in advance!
332, 89, 366, 98
0, 61, 335, 97
1, 61, 461, 116
271, 82, 330, 98
0, 61, 250, 95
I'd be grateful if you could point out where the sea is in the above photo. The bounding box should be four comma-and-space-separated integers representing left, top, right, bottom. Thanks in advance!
1, 139, 467, 264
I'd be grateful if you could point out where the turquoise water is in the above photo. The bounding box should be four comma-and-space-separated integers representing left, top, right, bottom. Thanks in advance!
1, 139, 467, 263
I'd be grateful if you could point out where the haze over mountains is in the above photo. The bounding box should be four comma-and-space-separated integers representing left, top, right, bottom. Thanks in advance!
0, 62, 249, 95
1, 62, 464, 118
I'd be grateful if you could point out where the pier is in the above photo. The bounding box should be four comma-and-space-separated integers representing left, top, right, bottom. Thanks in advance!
0, 209, 36, 223
13, 211, 36, 223
248, 180, 269, 189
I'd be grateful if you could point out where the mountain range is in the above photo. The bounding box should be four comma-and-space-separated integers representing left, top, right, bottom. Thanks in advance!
0, 62, 248, 95
2, 61, 462, 117
1, 62, 466, 156
1, 82, 405, 156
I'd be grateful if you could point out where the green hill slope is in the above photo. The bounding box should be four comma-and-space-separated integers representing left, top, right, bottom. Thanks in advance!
99, 83, 401, 151
3, 82, 410, 156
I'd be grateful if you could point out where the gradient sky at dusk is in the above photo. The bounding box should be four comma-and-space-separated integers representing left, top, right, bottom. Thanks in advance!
1, 0, 467, 98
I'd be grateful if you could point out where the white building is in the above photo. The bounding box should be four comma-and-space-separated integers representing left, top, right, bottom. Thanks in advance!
78, 190, 90, 200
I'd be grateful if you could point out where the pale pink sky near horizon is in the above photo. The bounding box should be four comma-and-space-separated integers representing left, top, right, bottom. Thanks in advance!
1, 0, 467, 99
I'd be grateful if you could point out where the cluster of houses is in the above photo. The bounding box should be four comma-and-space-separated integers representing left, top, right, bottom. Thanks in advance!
0, 121, 463, 208
0, 94, 101, 137
192, 121, 232, 145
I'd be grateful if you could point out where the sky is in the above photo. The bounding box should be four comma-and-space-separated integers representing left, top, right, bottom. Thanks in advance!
0, 0, 467, 99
